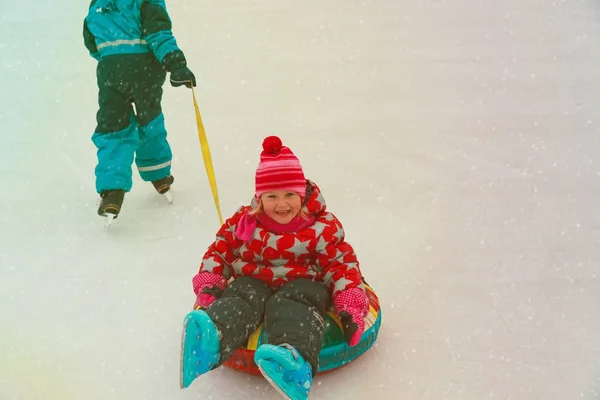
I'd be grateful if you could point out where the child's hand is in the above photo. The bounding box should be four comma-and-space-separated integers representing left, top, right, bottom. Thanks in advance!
194, 292, 217, 309
334, 288, 369, 346
192, 272, 226, 309
162, 50, 197, 88
193, 286, 222, 309
170, 66, 196, 88
338, 310, 364, 346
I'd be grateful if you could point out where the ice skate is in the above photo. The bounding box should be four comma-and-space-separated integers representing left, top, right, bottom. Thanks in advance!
97, 190, 125, 227
254, 344, 312, 400
180, 310, 221, 389
152, 175, 174, 204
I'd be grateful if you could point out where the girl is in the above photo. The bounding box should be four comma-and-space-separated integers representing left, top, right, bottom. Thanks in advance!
181, 136, 369, 400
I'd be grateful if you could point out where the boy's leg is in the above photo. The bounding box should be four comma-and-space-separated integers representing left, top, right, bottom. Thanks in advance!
92, 60, 137, 194
205, 276, 273, 367
132, 57, 172, 183
263, 279, 331, 372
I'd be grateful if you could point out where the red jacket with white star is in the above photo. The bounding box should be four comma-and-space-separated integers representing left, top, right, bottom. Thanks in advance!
192, 181, 364, 299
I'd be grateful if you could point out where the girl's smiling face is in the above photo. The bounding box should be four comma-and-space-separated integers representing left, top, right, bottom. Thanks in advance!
260, 190, 302, 224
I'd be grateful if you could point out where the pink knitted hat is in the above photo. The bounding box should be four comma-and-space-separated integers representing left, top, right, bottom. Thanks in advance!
255, 136, 306, 199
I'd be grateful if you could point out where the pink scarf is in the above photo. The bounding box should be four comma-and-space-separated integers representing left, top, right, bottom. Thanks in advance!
235, 212, 316, 242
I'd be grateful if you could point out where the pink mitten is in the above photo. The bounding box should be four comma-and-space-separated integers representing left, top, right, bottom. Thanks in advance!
195, 293, 217, 309
192, 272, 227, 309
333, 287, 369, 346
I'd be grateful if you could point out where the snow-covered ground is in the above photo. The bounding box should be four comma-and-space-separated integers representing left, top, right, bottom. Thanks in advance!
2, 0, 600, 399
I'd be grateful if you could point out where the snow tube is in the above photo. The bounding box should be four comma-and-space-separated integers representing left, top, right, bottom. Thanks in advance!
222, 284, 382, 376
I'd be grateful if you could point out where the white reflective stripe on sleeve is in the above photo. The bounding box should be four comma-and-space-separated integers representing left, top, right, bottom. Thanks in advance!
97, 39, 147, 50
137, 161, 171, 172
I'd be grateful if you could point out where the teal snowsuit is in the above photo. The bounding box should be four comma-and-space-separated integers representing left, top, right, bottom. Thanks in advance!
83, 0, 192, 193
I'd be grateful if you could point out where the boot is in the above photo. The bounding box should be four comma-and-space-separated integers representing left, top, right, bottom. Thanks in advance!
180, 310, 221, 389
255, 343, 312, 400
151, 175, 174, 194
97, 190, 125, 218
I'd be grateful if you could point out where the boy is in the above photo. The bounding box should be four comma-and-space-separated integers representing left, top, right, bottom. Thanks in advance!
83, 0, 195, 223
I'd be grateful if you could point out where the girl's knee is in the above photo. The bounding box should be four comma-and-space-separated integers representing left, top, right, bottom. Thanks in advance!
224, 276, 273, 301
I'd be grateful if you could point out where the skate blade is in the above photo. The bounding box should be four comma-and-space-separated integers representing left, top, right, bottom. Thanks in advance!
180, 316, 188, 389
104, 214, 115, 228
257, 362, 294, 400
163, 190, 173, 204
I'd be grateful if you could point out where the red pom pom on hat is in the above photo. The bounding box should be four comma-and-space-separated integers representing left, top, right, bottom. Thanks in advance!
262, 136, 283, 154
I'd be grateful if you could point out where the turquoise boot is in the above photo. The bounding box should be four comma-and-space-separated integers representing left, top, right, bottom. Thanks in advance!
254, 344, 313, 400
180, 310, 221, 389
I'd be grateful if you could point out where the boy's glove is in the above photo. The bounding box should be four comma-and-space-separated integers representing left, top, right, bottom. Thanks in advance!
333, 287, 369, 346
162, 50, 196, 88
192, 272, 226, 309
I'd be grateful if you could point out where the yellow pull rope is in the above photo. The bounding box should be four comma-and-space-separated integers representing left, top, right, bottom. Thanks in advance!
191, 86, 224, 226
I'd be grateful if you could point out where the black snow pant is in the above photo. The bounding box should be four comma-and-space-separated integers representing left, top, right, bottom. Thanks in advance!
205, 276, 331, 372
95, 53, 166, 133
92, 53, 172, 192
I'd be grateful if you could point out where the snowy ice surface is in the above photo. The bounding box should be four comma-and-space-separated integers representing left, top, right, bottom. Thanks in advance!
2, 0, 600, 399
